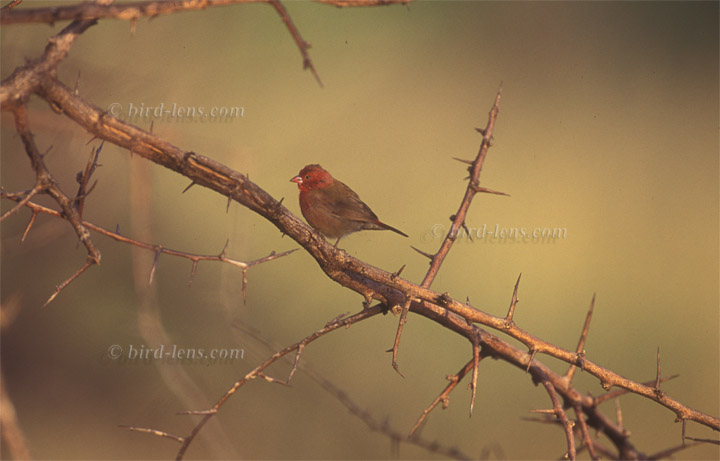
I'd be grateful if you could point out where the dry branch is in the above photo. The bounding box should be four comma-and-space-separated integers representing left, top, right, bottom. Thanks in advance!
0, 193, 295, 303
2, 2, 718, 459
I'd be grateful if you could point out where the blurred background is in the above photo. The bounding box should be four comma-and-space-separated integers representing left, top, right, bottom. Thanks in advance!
1, 1, 718, 459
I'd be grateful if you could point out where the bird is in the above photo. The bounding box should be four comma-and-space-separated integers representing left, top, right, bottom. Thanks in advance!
290, 164, 408, 246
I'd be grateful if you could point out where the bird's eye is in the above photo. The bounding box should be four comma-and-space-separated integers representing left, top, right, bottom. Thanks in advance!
304, 175, 310, 180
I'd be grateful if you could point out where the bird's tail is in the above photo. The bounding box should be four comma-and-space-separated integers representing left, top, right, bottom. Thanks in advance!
375, 220, 409, 238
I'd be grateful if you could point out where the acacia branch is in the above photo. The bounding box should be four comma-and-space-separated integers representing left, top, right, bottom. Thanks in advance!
0, 0, 278, 25
233, 321, 471, 460
0, 0, 410, 26
391, 86, 504, 374
173, 307, 382, 459
537, 374, 576, 460
2, 5, 718, 459
410, 359, 476, 437
0, 194, 294, 302
8, 104, 102, 305
6, 76, 717, 454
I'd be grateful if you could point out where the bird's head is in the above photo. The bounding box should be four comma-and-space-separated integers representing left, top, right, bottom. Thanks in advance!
290, 164, 334, 192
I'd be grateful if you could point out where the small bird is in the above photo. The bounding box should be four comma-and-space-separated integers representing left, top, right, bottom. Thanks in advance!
290, 164, 408, 246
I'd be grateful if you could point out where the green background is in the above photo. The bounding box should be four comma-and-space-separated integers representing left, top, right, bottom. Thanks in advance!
1, 1, 718, 459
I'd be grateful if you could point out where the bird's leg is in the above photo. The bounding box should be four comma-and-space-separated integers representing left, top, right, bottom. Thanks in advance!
333, 237, 341, 247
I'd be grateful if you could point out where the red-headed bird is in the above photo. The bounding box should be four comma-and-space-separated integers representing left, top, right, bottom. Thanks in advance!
290, 164, 408, 246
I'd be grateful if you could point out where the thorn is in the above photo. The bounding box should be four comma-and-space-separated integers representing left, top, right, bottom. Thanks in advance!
530, 409, 557, 415
614, 398, 625, 432
148, 247, 162, 285
525, 349, 538, 373
655, 346, 662, 391
226, 195, 232, 213
452, 157, 473, 165
410, 246, 434, 261
325, 312, 349, 327
391, 264, 406, 279
42, 259, 95, 307
566, 293, 595, 381
21, 210, 39, 242
460, 221, 473, 242
504, 273, 521, 325
188, 260, 198, 286
178, 408, 217, 416
287, 343, 305, 383
73, 71, 81, 95
470, 184, 510, 196
681, 418, 686, 445
220, 239, 230, 257
241, 268, 248, 305
182, 181, 196, 193
470, 340, 480, 416
391, 360, 405, 379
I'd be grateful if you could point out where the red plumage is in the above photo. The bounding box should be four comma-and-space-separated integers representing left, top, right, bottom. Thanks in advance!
290, 164, 408, 246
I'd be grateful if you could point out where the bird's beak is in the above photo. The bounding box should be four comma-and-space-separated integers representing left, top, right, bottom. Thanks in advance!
290, 175, 302, 184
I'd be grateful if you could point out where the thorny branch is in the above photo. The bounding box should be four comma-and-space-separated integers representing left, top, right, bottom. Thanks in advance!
232, 322, 472, 460
0, 193, 295, 304
2, 1, 718, 460
171, 308, 381, 460
0, 0, 410, 26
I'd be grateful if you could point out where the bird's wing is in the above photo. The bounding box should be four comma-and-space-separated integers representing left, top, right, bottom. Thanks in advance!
316, 181, 379, 223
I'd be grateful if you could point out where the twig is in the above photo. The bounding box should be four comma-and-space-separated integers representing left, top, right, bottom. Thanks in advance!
174, 307, 382, 459
9, 105, 101, 305
233, 322, 471, 460
390, 298, 412, 377
410, 359, 475, 436
42, 258, 95, 307
1, 195, 296, 300
119, 425, 185, 444
594, 375, 679, 405
268, 0, 323, 87
74, 141, 103, 219
0, 0, 22, 11
572, 403, 598, 461
0, 185, 42, 222
393, 85, 504, 374
538, 375, 576, 461
419, 84, 504, 289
